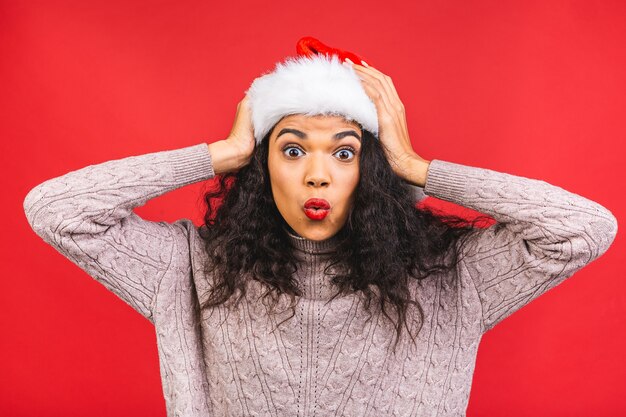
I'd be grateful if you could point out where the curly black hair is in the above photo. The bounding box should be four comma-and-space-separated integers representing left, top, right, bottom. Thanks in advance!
199, 125, 490, 350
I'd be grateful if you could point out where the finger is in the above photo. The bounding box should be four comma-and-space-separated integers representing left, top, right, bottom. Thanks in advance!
349, 62, 415, 160
353, 61, 404, 111
357, 75, 413, 164
355, 68, 404, 132
353, 67, 394, 112
352, 64, 404, 112
345, 60, 405, 132
357, 73, 396, 127
356, 69, 414, 154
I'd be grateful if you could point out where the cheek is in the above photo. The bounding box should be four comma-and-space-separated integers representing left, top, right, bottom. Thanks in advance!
268, 158, 297, 212
336, 167, 360, 207
344, 165, 360, 190
268, 149, 294, 179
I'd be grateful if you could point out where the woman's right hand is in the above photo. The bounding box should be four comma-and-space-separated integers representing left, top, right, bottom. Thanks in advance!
208, 95, 256, 174
225, 95, 256, 165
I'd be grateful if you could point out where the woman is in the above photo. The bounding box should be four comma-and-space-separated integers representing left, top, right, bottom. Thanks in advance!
24, 44, 617, 416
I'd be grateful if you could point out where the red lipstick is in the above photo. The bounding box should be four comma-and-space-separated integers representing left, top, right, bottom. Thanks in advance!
303, 198, 331, 220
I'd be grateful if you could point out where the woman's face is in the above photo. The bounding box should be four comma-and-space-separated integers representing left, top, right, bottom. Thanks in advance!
268, 114, 362, 241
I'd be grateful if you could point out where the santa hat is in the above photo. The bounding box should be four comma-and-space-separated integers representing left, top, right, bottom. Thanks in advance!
245, 36, 379, 145
245, 36, 426, 202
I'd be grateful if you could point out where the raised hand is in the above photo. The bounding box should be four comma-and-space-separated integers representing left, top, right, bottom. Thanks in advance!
344, 58, 430, 187
226, 94, 256, 165
209, 95, 256, 174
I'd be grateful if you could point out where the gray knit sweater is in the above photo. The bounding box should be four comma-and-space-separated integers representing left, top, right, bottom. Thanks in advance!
23, 143, 617, 416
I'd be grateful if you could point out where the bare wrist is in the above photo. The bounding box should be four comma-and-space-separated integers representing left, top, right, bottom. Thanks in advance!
405, 157, 431, 188
208, 140, 247, 175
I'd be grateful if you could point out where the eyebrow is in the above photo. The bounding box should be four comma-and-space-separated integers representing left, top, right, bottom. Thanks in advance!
275, 128, 362, 142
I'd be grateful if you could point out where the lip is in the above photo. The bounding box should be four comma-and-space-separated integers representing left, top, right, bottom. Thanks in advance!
303, 198, 331, 220
304, 198, 331, 210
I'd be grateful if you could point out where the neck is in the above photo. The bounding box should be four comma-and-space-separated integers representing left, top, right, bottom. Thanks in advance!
284, 227, 342, 255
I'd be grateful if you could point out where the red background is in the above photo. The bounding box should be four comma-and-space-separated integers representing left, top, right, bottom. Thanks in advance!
2, 0, 625, 415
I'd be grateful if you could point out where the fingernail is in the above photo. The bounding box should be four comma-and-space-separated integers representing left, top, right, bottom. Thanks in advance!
361, 60, 369, 67
344, 57, 354, 65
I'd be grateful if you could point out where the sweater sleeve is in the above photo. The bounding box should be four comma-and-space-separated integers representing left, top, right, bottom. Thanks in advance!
23, 143, 215, 324
422, 159, 618, 334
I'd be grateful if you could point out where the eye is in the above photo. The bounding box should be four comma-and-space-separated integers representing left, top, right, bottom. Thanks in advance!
334, 147, 357, 161
281, 144, 358, 161
282, 145, 304, 158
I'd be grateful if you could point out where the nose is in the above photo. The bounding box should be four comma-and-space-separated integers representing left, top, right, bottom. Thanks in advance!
305, 153, 330, 187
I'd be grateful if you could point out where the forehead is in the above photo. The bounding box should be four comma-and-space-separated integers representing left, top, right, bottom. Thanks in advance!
275, 114, 362, 133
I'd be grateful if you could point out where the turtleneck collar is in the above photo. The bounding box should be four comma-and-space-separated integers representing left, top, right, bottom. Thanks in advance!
284, 227, 342, 254
282, 227, 346, 301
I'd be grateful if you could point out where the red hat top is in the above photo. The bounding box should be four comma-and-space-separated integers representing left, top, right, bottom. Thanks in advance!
295, 36, 366, 64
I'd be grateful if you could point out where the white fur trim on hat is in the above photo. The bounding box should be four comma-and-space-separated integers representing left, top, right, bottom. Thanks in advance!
245, 54, 379, 144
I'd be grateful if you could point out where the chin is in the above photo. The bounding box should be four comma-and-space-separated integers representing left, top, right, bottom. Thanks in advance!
297, 226, 337, 241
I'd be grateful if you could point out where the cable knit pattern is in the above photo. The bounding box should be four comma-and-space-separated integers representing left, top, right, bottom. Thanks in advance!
23, 143, 618, 416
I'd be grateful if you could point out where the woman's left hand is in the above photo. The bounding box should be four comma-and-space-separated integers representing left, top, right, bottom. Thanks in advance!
344, 58, 430, 187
